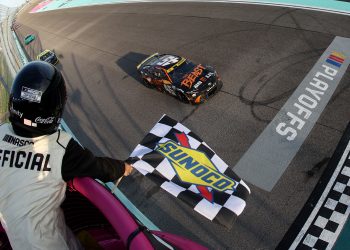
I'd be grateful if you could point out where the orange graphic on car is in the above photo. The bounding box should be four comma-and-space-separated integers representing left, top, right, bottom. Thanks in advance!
181, 65, 205, 88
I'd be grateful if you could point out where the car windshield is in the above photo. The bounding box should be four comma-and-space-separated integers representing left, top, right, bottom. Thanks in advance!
40, 52, 52, 60
168, 60, 197, 84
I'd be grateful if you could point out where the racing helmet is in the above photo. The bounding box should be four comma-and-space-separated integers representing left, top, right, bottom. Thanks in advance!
9, 61, 67, 136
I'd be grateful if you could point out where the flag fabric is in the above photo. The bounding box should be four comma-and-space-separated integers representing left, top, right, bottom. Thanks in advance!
128, 114, 250, 228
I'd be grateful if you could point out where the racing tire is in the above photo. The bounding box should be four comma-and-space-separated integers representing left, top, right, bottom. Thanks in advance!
176, 91, 189, 104
142, 78, 155, 89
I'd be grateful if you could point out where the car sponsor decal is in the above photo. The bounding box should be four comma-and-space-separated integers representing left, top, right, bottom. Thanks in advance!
156, 55, 180, 67
163, 84, 176, 96
193, 81, 203, 89
181, 64, 205, 88
166, 58, 186, 73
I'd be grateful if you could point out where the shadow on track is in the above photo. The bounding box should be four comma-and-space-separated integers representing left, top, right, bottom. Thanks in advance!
115, 51, 149, 83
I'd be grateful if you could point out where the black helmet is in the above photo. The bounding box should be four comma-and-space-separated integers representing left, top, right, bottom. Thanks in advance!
9, 61, 67, 137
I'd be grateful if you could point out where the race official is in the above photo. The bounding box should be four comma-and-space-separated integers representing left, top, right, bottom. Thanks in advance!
0, 61, 133, 250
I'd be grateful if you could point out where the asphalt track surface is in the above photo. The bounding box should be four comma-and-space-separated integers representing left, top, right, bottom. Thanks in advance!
15, 1, 350, 249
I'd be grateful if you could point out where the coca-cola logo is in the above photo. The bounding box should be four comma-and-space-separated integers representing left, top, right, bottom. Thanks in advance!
34, 117, 55, 124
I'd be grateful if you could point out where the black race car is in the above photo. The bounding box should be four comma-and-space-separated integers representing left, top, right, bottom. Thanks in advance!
137, 53, 222, 104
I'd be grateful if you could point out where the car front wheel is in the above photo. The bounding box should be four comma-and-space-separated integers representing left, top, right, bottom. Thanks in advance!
176, 91, 189, 103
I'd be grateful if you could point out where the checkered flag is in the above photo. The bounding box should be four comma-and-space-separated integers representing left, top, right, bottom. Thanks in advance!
128, 114, 250, 228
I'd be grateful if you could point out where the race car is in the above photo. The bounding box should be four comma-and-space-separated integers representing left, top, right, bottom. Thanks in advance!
24, 34, 35, 45
137, 53, 222, 104
36, 49, 59, 65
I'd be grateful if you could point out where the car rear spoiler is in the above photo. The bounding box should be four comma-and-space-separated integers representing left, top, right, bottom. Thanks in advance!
136, 53, 159, 69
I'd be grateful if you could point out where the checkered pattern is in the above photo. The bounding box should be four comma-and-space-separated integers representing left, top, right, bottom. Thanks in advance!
128, 115, 250, 228
296, 156, 350, 250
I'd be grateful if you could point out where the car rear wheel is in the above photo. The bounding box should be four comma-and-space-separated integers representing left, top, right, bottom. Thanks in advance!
142, 78, 155, 89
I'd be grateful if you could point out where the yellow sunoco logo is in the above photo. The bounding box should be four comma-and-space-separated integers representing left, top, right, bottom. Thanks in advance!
156, 140, 236, 192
